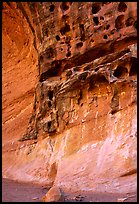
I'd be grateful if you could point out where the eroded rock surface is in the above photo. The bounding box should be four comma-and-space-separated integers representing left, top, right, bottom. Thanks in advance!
2, 2, 137, 195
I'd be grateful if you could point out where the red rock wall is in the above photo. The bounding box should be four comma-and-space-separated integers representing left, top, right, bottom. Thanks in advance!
2, 2, 137, 194
2, 2, 38, 144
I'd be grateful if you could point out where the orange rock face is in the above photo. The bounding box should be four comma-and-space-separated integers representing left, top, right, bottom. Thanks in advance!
2, 2, 137, 195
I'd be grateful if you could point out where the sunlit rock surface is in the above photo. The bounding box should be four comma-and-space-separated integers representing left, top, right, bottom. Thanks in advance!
2, 2, 137, 194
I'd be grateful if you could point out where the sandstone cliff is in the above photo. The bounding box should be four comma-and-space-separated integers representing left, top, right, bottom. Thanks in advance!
2, 2, 137, 194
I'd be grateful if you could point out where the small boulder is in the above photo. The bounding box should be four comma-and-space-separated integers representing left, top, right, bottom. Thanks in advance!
41, 186, 64, 202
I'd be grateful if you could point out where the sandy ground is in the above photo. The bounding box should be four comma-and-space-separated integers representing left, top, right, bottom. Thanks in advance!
2, 178, 137, 202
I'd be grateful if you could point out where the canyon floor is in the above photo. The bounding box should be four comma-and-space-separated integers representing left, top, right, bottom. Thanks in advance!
2, 178, 137, 202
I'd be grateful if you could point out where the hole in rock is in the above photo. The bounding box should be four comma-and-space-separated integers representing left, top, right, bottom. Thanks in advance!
66, 51, 71, 57
49, 4, 55, 12
44, 47, 55, 59
48, 48, 54, 59
66, 70, 72, 78
74, 67, 80, 72
95, 67, 99, 72
39, 55, 44, 63
76, 42, 83, 48
113, 65, 128, 78
67, 70, 72, 76
126, 17, 135, 26
92, 3, 101, 14
88, 76, 95, 91
134, 21, 137, 29
60, 2, 69, 11
60, 23, 70, 35
48, 90, 53, 100
55, 35, 60, 41
110, 109, 118, 115
129, 57, 137, 76
95, 74, 108, 84
47, 121, 51, 129
105, 24, 110, 30
39, 61, 61, 82
62, 15, 69, 21
78, 72, 88, 81
103, 35, 108, 39
118, 2, 127, 12
93, 16, 99, 25
115, 15, 125, 29
90, 39, 94, 43
78, 90, 83, 105
79, 24, 85, 41
100, 16, 104, 20
110, 29, 115, 34
65, 36, 71, 44
48, 101, 52, 108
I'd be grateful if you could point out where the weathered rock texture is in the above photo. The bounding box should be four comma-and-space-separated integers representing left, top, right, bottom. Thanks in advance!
2, 2, 137, 195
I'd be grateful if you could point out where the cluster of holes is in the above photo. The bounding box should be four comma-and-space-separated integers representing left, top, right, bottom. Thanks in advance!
49, 4, 55, 12
100, 16, 104, 20
113, 65, 128, 78
90, 39, 94, 43
118, 2, 127, 12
